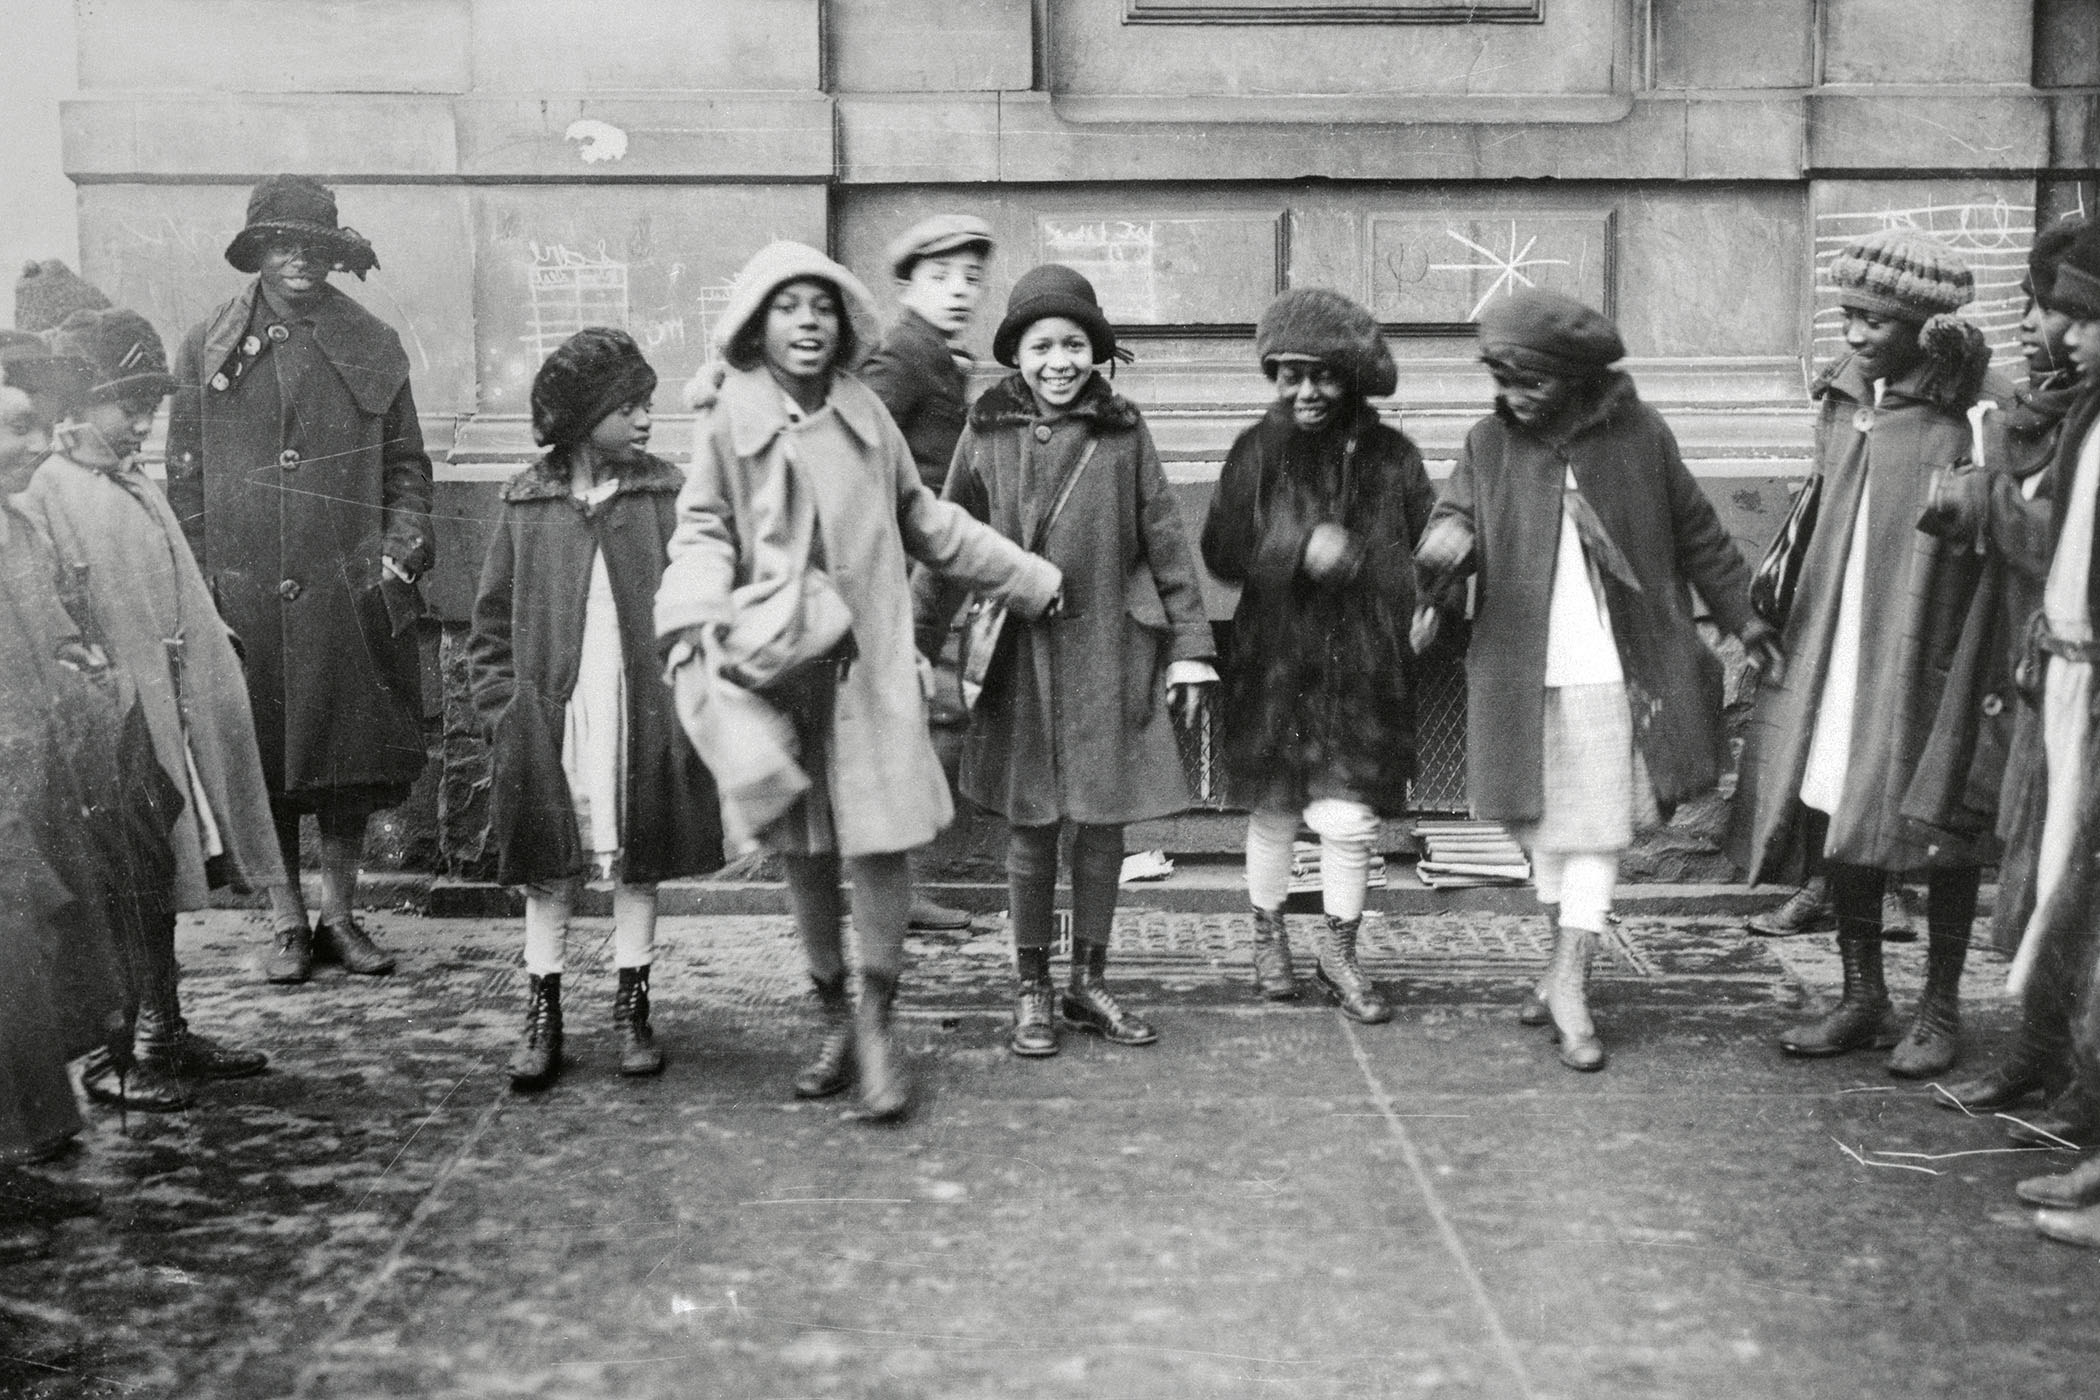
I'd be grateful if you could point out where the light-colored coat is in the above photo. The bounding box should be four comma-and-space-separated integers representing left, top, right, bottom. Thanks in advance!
21, 453, 287, 908
657, 365, 1060, 857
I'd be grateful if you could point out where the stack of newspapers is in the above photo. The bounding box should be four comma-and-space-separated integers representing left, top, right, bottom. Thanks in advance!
1411, 821, 1531, 889
1286, 841, 1388, 895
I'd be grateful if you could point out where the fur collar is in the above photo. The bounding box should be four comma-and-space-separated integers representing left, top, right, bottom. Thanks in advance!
968, 371, 1141, 432
502, 450, 683, 503
1494, 369, 1640, 446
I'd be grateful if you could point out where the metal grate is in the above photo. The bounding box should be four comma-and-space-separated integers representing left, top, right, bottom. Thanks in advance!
1408, 659, 1468, 815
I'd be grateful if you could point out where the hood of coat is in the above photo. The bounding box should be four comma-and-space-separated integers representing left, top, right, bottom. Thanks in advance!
501, 450, 684, 503
199, 280, 409, 416
1492, 368, 1640, 449
967, 370, 1140, 432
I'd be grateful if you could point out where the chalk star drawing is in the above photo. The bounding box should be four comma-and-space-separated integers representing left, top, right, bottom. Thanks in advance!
1429, 223, 1571, 320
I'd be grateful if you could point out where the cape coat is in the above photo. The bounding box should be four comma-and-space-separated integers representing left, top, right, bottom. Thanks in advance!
658, 365, 1060, 857
1202, 398, 1436, 815
859, 308, 969, 493
1731, 354, 2002, 882
166, 279, 434, 802
1429, 371, 1754, 824
918, 374, 1215, 828
466, 452, 724, 887
21, 452, 288, 908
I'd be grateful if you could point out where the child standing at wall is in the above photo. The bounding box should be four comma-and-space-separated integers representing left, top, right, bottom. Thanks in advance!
1201, 289, 1436, 1022
918, 264, 1216, 1058
659, 242, 1060, 1121
468, 329, 723, 1092
1418, 290, 1772, 1071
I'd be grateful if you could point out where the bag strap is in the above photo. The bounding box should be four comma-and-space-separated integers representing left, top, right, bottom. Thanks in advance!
1028, 437, 1100, 553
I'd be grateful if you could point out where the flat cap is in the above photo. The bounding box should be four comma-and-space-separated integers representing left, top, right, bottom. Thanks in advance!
885, 215, 995, 279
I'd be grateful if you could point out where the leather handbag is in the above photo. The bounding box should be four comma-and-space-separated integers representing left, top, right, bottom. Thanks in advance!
958, 438, 1098, 712
1749, 472, 1822, 629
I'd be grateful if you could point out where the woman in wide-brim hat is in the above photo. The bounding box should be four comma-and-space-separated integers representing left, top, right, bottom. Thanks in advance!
222, 174, 379, 279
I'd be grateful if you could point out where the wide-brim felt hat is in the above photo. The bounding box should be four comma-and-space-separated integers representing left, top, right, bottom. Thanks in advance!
225, 175, 379, 279
992, 263, 1117, 368
713, 241, 883, 373
45, 308, 175, 405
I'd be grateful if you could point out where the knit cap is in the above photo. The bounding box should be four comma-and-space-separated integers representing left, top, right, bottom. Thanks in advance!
1477, 289, 1625, 377
0, 328, 94, 406
2042, 222, 2100, 322
1255, 288, 1398, 398
15, 260, 112, 334
530, 327, 658, 448
46, 307, 174, 405
1826, 229, 1974, 323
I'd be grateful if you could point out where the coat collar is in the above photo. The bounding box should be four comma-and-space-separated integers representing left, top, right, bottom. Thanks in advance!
887, 308, 956, 364
200, 281, 409, 415
1493, 369, 1639, 448
1814, 349, 1992, 417
967, 371, 1140, 432
718, 365, 887, 459
502, 450, 684, 503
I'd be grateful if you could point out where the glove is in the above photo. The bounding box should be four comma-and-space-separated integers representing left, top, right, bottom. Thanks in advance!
1740, 617, 1786, 686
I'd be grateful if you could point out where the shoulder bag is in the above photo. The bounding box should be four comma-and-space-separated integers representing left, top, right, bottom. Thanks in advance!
958, 438, 1098, 712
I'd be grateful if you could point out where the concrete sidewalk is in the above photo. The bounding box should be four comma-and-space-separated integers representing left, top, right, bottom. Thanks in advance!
2, 906, 2093, 1400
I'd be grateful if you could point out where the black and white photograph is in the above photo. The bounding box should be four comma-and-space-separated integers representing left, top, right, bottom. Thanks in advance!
2, 1, 2098, 1395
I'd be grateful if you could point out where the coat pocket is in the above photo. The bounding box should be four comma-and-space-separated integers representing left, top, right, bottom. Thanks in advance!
1122, 565, 1170, 728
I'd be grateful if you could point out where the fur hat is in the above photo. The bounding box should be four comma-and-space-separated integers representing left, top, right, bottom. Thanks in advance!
15, 260, 111, 335
1477, 289, 1625, 377
46, 308, 174, 406
885, 214, 995, 280
2025, 216, 2087, 304
1255, 288, 1397, 398
992, 264, 1118, 369
531, 327, 658, 448
1827, 229, 1974, 323
2042, 222, 2100, 322
713, 241, 882, 374
224, 175, 379, 280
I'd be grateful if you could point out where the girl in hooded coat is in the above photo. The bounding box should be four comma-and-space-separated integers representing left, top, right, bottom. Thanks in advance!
1201, 288, 1436, 1024
1418, 290, 1772, 1072
1730, 230, 2000, 1079
658, 242, 1060, 1122
468, 328, 724, 1093
918, 264, 1216, 1059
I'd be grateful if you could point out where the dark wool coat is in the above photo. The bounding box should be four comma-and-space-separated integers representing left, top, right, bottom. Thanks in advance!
860, 309, 969, 492
1430, 371, 1754, 824
918, 374, 1215, 828
166, 280, 434, 803
466, 452, 723, 887
1201, 399, 1436, 814
1731, 354, 1999, 882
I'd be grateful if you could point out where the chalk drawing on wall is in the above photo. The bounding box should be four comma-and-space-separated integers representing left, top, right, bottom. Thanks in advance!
523, 240, 631, 359
1812, 201, 2032, 373
1368, 214, 1611, 324
1035, 215, 1279, 325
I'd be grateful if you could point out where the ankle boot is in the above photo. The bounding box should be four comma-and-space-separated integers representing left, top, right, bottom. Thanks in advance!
1780, 930, 1899, 1057
312, 915, 397, 976
2017, 1151, 2100, 1209
2005, 1086, 2100, 1149
793, 975, 855, 1099
613, 966, 665, 1077
507, 973, 563, 1091
1010, 946, 1059, 1057
1542, 922, 1606, 1071
264, 920, 313, 984
1518, 915, 1552, 1025
1313, 915, 1391, 1024
151, 1018, 268, 1080
851, 971, 912, 1123
1064, 942, 1159, 1045
1937, 1013, 2072, 1112
82, 1011, 194, 1112
1249, 907, 1299, 1001
1888, 932, 1967, 1079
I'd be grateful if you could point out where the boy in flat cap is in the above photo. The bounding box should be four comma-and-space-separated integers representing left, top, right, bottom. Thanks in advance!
166, 174, 436, 985
861, 214, 996, 934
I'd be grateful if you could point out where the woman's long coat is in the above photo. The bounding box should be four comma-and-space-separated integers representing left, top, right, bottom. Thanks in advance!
1201, 399, 1436, 815
21, 453, 288, 909
658, 366, 1060, 858
918, 375, 1214, 829
466, 452, 723, 887
1431, 371, 1754, 824
1731, 355, 2001, 882
166, 280, 434, 801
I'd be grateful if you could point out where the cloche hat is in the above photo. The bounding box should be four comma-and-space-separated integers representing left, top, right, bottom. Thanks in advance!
224, 175, 380, 280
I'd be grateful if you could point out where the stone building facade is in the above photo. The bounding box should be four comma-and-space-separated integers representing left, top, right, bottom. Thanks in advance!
61, 0, 2100, 872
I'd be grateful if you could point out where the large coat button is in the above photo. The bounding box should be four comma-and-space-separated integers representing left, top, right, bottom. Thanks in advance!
242, 335, 262, 356
1033, 424, 1052, 443
210, 372, 230, 391
278, 578, 302, 601
1982, 693, 2004, 716
267, 324, 290, 343
279, 448, 301, 469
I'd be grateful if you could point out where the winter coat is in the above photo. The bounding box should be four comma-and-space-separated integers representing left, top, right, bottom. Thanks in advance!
915, 374, 1213, 828
1202, 399, 1436, 814
166, 280, 434, 801
21, 453, 288, 909
1731, 354, 2001, 882
658, 365, 1061, 857
466, 452, 723, 887
1430, 371, 1754, 824
0, 503, 152, 1153
860, 309, 969, 493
